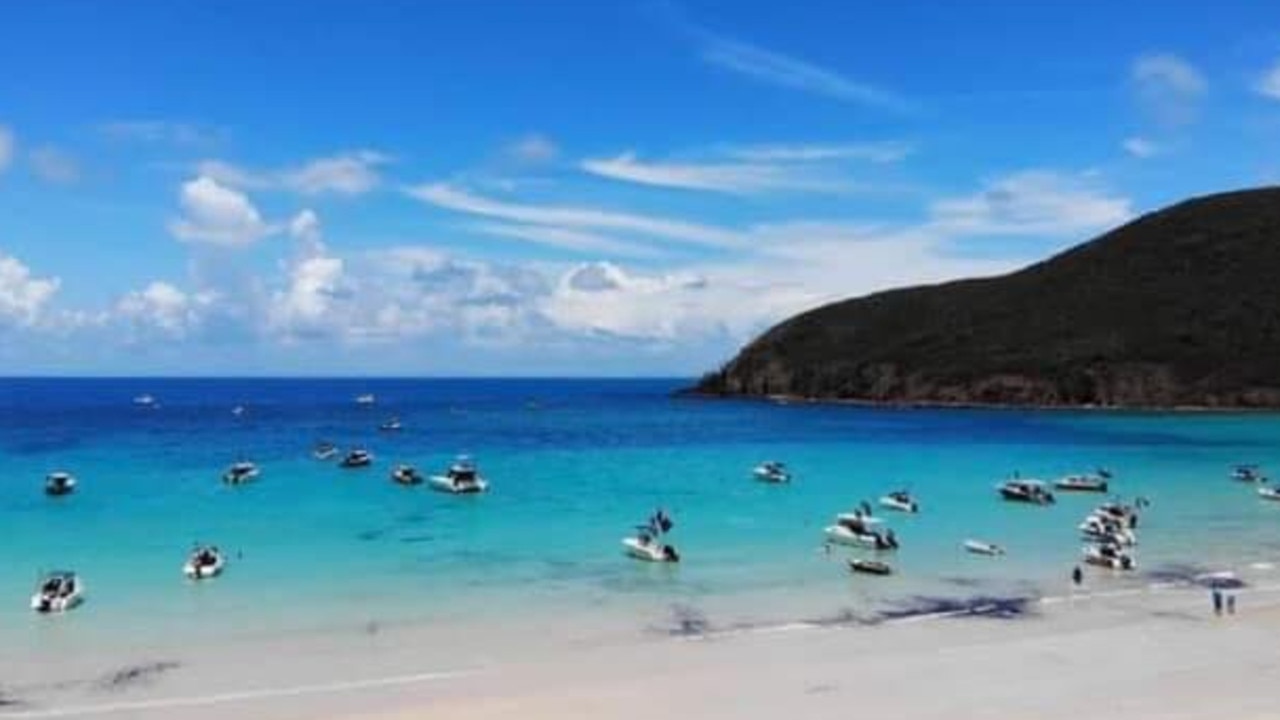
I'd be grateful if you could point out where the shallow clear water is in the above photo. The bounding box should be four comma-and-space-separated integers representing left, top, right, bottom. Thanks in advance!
2, 378, 1278, 649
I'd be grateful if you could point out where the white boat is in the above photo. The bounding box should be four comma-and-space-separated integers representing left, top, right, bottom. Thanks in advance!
1258, 486, 1280, 501
313, 442, 339, 461
378, 417, 403, 432
391, 464, 424, 485
183, 546, 225, 580
752, 461, 791, 483
231, 405, 246, 417
340, 449, 374, 468
31, 571, 84, 614
835, 510, 884, 527
355, 393, 376, 406
133, 394, 157, 408
878, 491, 919, 513
824, 523, 899, 550
621, 535, 680, 562
1078, 515, 1136, 546
847, 558, 893, 576
1094, 502, 1139, 529
963, 539, 1005, 556
1054, 474, 1109, 493
44, 471, 76, 497
1231, 464, 1265, 482
222, 461, 260, 485
998, 479, 1055, 505
428, 456, 488, 494
1083, 543, 1135, 570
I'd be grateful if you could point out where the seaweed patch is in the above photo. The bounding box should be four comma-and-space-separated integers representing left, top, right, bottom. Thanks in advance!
873, 594, 1036, 623
98, 661, 181, 691
652, 603, 713, 637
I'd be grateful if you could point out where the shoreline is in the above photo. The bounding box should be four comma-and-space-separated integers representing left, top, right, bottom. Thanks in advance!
677, 389, 1280, 414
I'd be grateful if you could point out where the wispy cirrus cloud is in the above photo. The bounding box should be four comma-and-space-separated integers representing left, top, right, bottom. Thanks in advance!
580, 151, 852, 195
928, 170, 1132, 238
198, 150, 392, 197
699, 33, 910, 111
0, 125, 14, 174
1122, 137, 1160, 159
1131, 53, 1206, 126
28, 145, 81, 185
723, 141, 913, 164
99, 120, 223, 146
471, 222, 660, 258
1255, 59, 1280, 101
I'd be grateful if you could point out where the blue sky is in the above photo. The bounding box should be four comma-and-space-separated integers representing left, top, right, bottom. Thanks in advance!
2, 0, 1280, 375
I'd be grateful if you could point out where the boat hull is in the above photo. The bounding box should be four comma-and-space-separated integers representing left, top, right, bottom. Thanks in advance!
963, 540, 1004, 556
621, 537, 677, 562
428, 476, 488, 494
183, 555, 225, 580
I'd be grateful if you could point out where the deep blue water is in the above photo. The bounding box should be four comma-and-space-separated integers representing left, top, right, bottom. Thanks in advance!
2, 378, 1278, 646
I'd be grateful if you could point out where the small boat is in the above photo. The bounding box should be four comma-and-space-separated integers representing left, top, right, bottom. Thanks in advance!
963, 539, 1005, 556
133, 394, 157, 407
847, 559, 893, 576
231, 405, 246, 417
428, 455, 488, 494
391, 464, 424, 485
31, 571, 84, 614
1231, 464, 1265, 483
1258, 485, 1280, 501
1082, 543, 1135, 570
378, 417, 403, 432
313, 441, 339, 461
183, 546, 225, 580
44, 472, 76, 497
1054, 474, 1109, 493
222, 461, 260, 485
752, 461, 791, 484
340, 449, 374, 468
878, 490, 919, 513
1094, 502, 1139, 529
355, 393, 376, 406
824, 522, 899, 550
997, 479, 1055, 505
1078, 515, 1136, 546
623, 510, 679, 562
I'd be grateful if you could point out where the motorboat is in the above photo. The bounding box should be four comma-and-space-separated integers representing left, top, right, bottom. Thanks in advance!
622, 509, 679, 562
1094, 502, 1139, 529
1079, 515, 1136, 546
313, 441, 339, 461
878, 490, 919, 513
378, 417, 403, 432
355, 393, 376, 406
1231, 464, 1265, 483
222, 460, 260, 485
391, 464, 424, 485
1258, 485, 1280, 501
183, 546, 225, 580
340, 449, 374, 468
998, 479, 1055, 505
31, 571, 84, 613
752, 461, 791, 484
847, 559, 893, 576
133, 393, 157, 407
1054, 474, 1109, 493
824, 520, 899, 550
428, 456, 488, 494
44, 471, 76, 497
963, 539, 1005, 556
1082, 543, 1135, 570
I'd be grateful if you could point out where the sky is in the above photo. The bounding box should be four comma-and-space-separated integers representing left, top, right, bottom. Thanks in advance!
2, 0, 1280, 376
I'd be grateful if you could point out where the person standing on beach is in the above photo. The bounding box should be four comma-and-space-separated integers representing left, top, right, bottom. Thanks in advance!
1071, 566, 1083, 587
1212, 588, 1224, 616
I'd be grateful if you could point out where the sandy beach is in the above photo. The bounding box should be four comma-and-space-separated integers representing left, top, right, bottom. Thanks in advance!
5, 571, 1279, 720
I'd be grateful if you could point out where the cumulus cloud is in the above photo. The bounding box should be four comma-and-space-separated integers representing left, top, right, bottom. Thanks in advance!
1255, 60, 1280, 101
0, 125, 14, 174
0, 253, 60, 327
1132, 53, 1206, 126
116, 281, 210, 337
169, 176, 274, 247
198, 150, 390, 196
28, 145, 81, 184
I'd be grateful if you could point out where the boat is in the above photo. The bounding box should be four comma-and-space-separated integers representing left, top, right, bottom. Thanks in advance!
997, 479, 1055, 505
428, 455, 488, 494
824, 520, 899, 550
231, 405, 246, 417
1231, 464, 1265, 483
183, 546, 225, 580
391, 464, 424, 485
1258, 485, 1280, 501
1078, 515, 1136, 546
1082, 543, 1135, 570
752, 461, 791, 484
622, 509, 679, 562
1054, 474, 1109, 493
847, 559, 893, 576
44, 471, 76, 497
355, 393, 376, 406
31, 571, 84, 613
963, 539, 1005, 556
340, 449, 374, 468
378, 417, 403, 432
313, 441, 339, 461
1094, 502, 1139, 529
222, 461, 260, 485
132, 394, 157, 407
878, 490, 919, 513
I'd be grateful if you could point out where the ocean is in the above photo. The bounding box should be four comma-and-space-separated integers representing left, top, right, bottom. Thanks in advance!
2, 378, 1278, 652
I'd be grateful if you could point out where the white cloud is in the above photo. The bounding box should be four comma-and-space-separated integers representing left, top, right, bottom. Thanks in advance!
28, 145, 81, 184
405, 182, 741, 249
1132, 53, 1206, 126
288, 208, 325, 256
1255, 60, 1280, 101
929, 170, 1132, 238
99, 120, 221, 146
0, 125, 14, 174
199, 150, 391, 196
0, 253, 60, 327
701, 35, 909, 111
269, 255, 348, 339
472, 222, 659, 257
505, 134, 559, 164
1122, 137, 1160, 159
580, 151, 851, 195
724, 141, 913, 164
168, 175, 273, 247
116, 281, 209, 337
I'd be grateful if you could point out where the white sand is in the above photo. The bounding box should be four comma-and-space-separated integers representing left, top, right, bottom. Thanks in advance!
4, 581, 1279, 720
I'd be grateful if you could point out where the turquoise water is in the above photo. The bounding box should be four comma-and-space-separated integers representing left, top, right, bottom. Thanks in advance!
2, 378, 1278, 648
